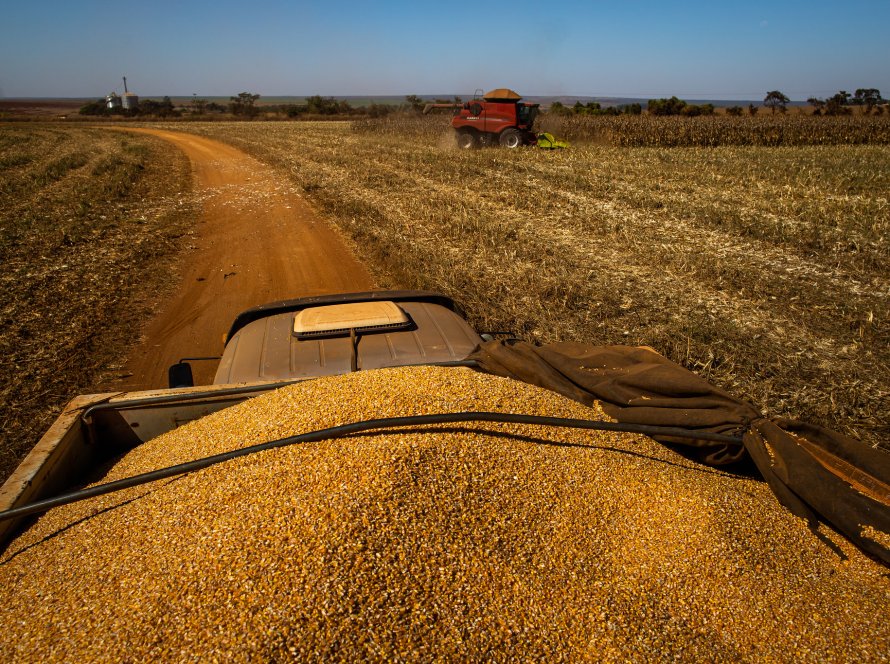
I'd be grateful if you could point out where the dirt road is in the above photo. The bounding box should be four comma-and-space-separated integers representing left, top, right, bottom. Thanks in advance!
108, 128, 374, 389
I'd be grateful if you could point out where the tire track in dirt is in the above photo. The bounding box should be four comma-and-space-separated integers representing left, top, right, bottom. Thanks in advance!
104, 128, 374, 389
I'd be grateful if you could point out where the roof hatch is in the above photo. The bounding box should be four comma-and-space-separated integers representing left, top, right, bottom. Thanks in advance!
293, 301, 411, 339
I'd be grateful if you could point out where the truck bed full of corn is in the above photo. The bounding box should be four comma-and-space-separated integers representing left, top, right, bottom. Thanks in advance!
1, 366, 888, 661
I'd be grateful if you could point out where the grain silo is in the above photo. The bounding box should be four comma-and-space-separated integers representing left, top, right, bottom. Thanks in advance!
105, 92, 122, 110
121, 76, 139, 110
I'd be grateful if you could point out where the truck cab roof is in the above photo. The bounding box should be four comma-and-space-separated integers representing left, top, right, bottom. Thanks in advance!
215, 291, 482, 384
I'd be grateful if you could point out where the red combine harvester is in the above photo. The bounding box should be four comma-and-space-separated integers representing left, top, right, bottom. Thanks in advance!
425, 88, 540, 149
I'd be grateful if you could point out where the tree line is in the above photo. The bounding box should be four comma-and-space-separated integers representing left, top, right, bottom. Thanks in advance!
548, 88, 885, 117
549, 100, 643, 116
807, 89, 885, 115
79, 92, 410, 118
79, 88, 886, 119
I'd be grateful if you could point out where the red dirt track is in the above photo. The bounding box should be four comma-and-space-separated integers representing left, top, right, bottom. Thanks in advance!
108, 128, 374, 389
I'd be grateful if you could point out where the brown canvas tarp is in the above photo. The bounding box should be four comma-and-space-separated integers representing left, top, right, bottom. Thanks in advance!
468, 340, 890, 565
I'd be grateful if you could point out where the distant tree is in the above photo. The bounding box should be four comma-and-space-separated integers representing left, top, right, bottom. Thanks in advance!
647, 97, 712, 116
190, 97, 208, 114
405, 94, 424, 113
159, 96, 176, 117
306, 95, 340, 115
851, 88, 877, 105
682, 103, 714, 117
748, 103, 758, 116
137, 96, 178, 118
726, 105, 744, 116
621, 103, 642, 115
282, 104, 302, 118
548, 101, 570, 115
763, 90, 790, 114
229, 92, 260, 117
835, 90, 852, 105
647, 96, 687, 115
825, 91, 852, 116
79, 99, 111, 116
852, 88, 883, 113
806, 97, 826, 115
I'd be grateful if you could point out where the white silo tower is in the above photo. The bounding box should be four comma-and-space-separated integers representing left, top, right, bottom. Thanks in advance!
121, 76, 139, 110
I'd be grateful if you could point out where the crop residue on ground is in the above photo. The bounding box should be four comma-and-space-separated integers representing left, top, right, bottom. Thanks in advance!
156, 119, 889, 451
0, 125, 196, 481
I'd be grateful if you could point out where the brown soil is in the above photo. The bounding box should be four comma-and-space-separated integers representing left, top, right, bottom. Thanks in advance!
104, 128, 373, 389
0, 99, 84, 117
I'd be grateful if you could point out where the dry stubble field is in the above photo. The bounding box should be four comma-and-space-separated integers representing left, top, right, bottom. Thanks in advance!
154, 119, 889, 450
0, 125, 196, 480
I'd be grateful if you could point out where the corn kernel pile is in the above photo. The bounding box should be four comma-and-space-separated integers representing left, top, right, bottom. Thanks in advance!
1, 366, 887, 661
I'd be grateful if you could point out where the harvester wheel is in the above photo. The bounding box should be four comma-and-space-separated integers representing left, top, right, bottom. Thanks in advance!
456, 131, 477, 149
499, 129, 523, 148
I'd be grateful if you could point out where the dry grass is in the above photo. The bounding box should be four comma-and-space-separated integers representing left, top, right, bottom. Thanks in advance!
0, 125, 196, 481
151, 120, 889, 451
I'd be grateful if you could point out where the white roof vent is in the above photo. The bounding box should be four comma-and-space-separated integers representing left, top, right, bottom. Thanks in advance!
293, 301, 411, 339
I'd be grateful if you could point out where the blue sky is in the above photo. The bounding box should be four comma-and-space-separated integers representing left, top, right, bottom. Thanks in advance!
1, 1, 888, 100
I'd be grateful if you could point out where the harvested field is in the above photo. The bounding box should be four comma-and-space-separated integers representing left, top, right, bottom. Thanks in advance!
0, 99, 84, 120
1, 366, 887, 661
0, 125, 196, 481
149, 120, 890, 450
